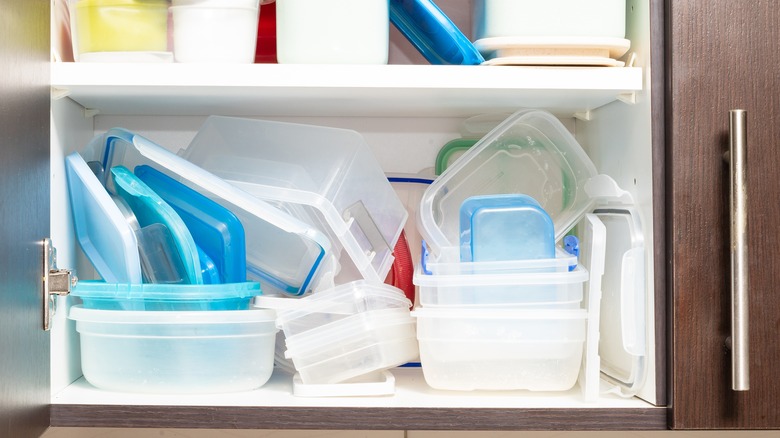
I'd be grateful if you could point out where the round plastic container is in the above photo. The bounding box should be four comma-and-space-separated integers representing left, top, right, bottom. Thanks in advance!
70, 306, 278, 394
70, 0, 169, 61
171, 5, 260, 63
276, 0, 389, 64
473, 0, 626, 40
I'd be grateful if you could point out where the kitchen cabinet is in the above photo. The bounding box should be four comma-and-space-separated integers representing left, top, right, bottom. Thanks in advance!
668, 0, 780, 429
0, 0, 684, 435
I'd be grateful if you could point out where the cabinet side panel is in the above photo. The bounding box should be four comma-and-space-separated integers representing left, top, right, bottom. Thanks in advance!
0, 0, 52, 437
669, 0, 780, 429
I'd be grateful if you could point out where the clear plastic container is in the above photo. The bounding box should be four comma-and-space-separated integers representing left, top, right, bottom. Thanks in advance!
71, 280, 261, 310
70, 0, 171, 62
414, 262, 586, 308
182, 116, 408, 285
284, 308, 418, 384
413, 307, 587, 391
70, 306, 277, 393
254, 280, 412, 339
419, 109, 598, 262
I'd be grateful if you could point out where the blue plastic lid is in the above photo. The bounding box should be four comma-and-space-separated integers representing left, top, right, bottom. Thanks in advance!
389, 0, 484, 65
65, 152, 143, 284
135, 165, 247, 284
460, 194, 555, 262
111, 166, 203, 284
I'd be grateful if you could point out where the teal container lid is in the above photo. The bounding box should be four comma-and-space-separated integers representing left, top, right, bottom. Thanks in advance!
71, 280, 261, 311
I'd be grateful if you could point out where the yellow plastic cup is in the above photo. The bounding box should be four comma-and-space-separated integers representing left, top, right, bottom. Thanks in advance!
73, 0, 169, 56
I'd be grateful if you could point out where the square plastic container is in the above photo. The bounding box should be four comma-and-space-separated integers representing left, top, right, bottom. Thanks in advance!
413, 307, 587, 391
70, 0, 172, 62
83, 128, 330, 296
70, 306, 277, 393
419, 109, 598, 262
276, 0, 389, 64
71, 280, 261, 310
182, 116, 408, 285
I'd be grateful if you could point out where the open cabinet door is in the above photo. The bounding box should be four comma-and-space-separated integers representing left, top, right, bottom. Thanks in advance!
0, 0, 52, 437
669, 0, 780, 429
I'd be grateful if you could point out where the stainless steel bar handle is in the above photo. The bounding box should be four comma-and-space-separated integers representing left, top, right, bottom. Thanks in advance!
729, 109, 750, 391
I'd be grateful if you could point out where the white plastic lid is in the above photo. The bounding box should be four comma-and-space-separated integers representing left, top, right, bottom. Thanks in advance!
69, 305, 277, 324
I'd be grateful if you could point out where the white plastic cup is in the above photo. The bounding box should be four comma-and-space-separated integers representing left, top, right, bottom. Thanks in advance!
171, 5, 260, 63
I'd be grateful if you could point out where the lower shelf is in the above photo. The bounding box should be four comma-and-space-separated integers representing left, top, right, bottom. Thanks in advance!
50, 368, 667, 430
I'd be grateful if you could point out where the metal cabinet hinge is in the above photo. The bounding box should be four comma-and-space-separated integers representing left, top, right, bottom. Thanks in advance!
43, 238, 77, 331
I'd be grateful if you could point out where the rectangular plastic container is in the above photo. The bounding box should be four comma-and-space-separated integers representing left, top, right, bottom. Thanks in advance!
182, 116, 408, 285
70, 306, 277, 393
413, 307, 587, 391
284, 308, 418, 384
276, 0, 389, 64
71, 280, 261, 310
69, 0, 172, 62
83, 128, 331, 296
414, 263, 586, 308
254, 280, 413, 339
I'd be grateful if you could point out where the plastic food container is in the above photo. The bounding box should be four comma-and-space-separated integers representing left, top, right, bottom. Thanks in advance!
276, 0, 389, 64
70, 0, 171, 62
171, 4, 260, 63
254, 281, 418, 385
413, 307, 587, 391
285, 308, 418, 384
182, 116, 407, 285
70, 306, 277, 393
414, 261, 586, 308
473, 0, 626, 40
82, 128, 331, 297
71, 280, 261, 310
419, 109, 598, 262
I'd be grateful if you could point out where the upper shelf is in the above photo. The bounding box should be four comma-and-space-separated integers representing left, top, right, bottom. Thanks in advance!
51, 63, 643, 118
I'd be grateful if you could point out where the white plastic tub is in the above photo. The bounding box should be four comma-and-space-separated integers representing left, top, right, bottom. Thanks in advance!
171, 5, 260, 63
70, 306, 278, 394
473, 0, 626, 40
413, 307, 586, 391
276, 0, 389, 64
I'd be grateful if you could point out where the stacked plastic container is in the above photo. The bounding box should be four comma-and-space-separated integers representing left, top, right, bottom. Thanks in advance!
412, 109, 598, 393
178, 116, 418, 395
64, 136, 283, 393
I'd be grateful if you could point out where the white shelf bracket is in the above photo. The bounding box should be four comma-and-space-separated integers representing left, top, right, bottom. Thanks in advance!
83, 108, 100, 118
50, 87, 70, 100
617, 92, 637, 105
574, 110, 592, 122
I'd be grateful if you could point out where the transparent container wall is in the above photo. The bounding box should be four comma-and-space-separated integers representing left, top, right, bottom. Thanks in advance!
183, 116, 408, 282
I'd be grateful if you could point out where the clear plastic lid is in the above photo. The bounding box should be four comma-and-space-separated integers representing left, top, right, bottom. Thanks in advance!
419, 109, 598, 262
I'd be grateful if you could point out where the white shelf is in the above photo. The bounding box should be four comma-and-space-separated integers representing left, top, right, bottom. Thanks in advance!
51, 63, 642, 118
52, 367, 653, 409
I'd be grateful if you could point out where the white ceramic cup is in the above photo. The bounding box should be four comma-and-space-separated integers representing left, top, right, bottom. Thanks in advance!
171, 5, 260, 63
